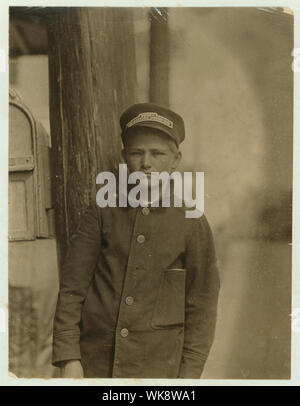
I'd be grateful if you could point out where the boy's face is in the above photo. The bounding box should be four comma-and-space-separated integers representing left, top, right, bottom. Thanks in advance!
122, 127, 182, 176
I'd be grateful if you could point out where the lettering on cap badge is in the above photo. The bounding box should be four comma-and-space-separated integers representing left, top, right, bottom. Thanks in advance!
126, 112, 174, 129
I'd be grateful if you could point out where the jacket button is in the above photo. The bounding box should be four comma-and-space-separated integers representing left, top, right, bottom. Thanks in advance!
120, 328, 129, 337
142, 207, 150, 216
137, 234, 145, 244
125, 296, 134, 306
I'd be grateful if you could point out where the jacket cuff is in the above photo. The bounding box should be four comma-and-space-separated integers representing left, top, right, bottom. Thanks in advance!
178, 353, 207, 378
52, 332, 81, 367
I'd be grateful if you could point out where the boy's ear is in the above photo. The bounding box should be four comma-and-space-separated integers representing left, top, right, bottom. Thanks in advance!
172, 150, 182, 170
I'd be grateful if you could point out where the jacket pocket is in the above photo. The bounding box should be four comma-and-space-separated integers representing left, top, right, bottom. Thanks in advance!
151, 268, 186, 329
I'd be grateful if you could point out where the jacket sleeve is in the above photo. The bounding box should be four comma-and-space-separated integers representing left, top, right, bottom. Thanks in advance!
178, 215, 220, 378
52, 203, 101, 366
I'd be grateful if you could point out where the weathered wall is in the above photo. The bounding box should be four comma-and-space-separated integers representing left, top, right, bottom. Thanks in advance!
169, 7, 293, 378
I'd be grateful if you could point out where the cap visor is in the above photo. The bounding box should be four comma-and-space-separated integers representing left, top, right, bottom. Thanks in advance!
123, 121, 178, 146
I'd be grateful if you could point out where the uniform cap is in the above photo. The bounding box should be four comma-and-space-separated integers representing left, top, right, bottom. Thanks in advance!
120, 102, 185, 147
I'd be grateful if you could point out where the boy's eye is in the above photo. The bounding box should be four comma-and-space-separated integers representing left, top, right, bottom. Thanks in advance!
152, 151, 165, 156
129, 151, 142, 156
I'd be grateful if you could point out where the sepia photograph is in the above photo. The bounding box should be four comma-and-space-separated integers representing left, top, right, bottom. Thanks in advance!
7, 5, 294, 381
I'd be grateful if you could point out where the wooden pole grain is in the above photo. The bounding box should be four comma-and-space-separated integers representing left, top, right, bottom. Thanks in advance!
47, 7, 137, 263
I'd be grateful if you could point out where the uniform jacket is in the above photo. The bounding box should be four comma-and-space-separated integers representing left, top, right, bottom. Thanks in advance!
52, 202, 220, 378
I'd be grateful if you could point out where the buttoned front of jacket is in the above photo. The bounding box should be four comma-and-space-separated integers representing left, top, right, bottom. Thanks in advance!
52, 202, 220, 379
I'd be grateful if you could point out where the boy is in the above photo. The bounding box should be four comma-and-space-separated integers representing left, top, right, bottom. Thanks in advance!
52, 103, 220, 378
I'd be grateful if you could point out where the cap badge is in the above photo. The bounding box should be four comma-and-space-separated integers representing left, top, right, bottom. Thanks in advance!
126, 112, 174, 129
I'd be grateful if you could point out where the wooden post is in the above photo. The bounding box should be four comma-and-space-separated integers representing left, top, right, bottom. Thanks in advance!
149, 7, 169, 106
47, 7, 137, 263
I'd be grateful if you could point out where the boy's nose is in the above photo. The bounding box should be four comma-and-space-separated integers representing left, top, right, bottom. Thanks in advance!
141, 153, 152, 171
